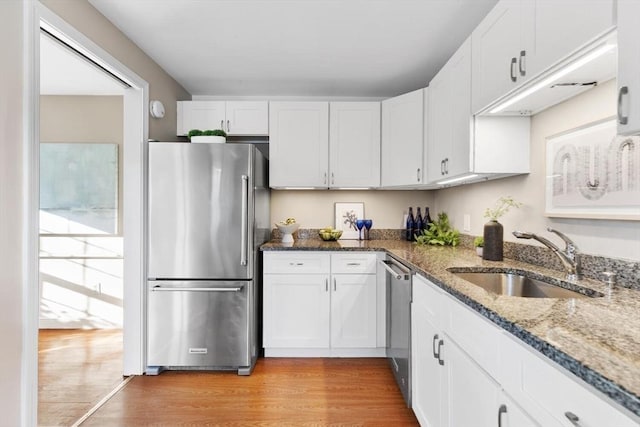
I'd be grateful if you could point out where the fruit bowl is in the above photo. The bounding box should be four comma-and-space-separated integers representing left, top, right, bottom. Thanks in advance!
319, 229, 342, 241
275, 222, 299, 243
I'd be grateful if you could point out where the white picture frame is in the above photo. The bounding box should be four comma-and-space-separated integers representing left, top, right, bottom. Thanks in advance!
545, 118, 640, 220
334, 202, 364, 240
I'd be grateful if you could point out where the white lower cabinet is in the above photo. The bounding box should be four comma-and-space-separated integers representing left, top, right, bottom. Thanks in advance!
263, 273, 330, 348
263, 251, 383, 357
412, 274, 639, 427
412, 274, 510, 427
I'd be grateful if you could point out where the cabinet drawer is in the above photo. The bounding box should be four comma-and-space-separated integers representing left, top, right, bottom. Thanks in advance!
331, 253, 377, 274
445, 296, 500, 379
263, 252, 330, 274
500, 333, 639, 427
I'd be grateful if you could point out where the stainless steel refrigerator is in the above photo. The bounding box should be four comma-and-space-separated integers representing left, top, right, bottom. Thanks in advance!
146, 142, 269, 375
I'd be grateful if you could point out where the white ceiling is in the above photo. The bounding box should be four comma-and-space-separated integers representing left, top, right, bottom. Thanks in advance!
88, 0, 498, 97
40, 32, 125, 96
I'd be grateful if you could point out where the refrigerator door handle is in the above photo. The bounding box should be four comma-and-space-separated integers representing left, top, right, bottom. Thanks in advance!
240, 174, 249, 266
151, 285, 244, 292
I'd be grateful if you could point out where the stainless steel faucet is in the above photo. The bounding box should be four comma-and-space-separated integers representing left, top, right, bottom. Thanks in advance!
512, 228, 582, 281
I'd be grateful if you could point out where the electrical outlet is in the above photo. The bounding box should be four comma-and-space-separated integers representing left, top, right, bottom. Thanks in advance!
463, 214, 471, 232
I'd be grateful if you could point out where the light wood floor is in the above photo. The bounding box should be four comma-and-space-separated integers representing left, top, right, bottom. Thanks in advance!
38, 329, 123, 427
84, 358, 419, 426
39, 330, 418, 426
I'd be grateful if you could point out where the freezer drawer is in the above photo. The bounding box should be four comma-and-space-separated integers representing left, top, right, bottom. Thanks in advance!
147, 280, 251, 369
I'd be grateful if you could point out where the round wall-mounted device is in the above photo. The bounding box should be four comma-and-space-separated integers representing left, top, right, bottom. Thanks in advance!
149, 100, 165, 118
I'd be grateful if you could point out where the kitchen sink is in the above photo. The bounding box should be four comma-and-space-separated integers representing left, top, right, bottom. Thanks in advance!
448, 269, 603, 299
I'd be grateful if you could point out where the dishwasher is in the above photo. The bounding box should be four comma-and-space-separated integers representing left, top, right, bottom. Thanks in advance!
380, 255, 413, 407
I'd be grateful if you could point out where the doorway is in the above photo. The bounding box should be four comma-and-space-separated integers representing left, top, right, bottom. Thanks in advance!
26, 3, 149, 425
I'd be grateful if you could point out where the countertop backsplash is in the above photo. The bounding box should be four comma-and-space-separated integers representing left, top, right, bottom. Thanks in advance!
268, 229, 640, 290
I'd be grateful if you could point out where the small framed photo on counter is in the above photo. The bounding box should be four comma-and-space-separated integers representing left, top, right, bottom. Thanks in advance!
334, 202, 364, 239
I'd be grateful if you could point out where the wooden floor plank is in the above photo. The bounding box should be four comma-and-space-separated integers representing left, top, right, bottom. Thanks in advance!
38, 329, 123, 427
84, 358, 419, 426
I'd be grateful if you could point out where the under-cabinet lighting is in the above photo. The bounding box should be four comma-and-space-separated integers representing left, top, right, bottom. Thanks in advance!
489, 43, 616, 114
436, 174, 479, 185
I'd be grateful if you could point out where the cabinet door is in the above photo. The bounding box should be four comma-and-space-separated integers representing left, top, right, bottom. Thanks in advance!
446, 38, 472, 179
532, 0, 614, 77
498, 392, 543, 427
426, 39, 472, 183
177, 101, 225, 136
263, 274, 330, 348
442, 336, 500, 427
329, 102, 381, 188
225, 101, 268, 136
269, 102, 329, 188
471, 0, 526, 113
411, 289, 443, 427
427, 68, 452, 184
381, 89, 424, 187
618, 0, 640, 135
330, 274, 377, 348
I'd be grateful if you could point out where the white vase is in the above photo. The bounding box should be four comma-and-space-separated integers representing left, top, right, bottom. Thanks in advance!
191, 135, 226, 143
476, 247, 483, 257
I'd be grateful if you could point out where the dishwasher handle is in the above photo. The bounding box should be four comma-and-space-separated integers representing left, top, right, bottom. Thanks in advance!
151, 285, 243, 292
379, 259, 411, 280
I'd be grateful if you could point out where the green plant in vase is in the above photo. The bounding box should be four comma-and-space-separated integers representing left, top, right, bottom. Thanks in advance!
482, 196, 522, 261
473, 236, 484, 257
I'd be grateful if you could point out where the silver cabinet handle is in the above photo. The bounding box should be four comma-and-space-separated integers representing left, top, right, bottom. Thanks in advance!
417, 168, 421, 182
324, 172, 327, 185
333, 278, 337, 291
346, 262, 361, 266
152, 285, 243, 292
437, 339, 445, 365
519, 50, 526, 77
441, 159, 445, 175
220, 119, 224, 129
432, 334, 440, 359
331, 172, 335, 185
510, 57, 517, 82
498, 404, 507, 427
226, 119, 230, 133
289, 262, 304, 266
565, 412, 581, 426
240, 175, 249, 266
618, 86, 629, 125
444, 158, 449, 174
325, 278, 329, 292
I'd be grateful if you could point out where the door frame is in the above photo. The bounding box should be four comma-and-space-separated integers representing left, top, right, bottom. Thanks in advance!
24, 2, 148, 423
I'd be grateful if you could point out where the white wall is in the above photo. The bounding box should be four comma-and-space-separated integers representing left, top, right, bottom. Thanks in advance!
271, 190, 435, 229
40, 0, 191, 141
434, 80, 640, 261
0, 1, 27, 425
39, 96, 124, 328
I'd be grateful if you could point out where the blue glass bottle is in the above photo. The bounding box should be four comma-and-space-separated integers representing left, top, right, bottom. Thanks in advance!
406, 207, 415, 241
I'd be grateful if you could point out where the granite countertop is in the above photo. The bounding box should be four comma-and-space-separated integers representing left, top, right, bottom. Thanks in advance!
261, 239, 640, 417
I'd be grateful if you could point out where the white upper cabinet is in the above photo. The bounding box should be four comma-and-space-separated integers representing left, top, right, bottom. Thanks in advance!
269, 101, 380, 189
617, 0, 640, 135
471, 0, 535, 114
269, 102, 330, 188
427, 37, 530, 186
472, 0, 615, 114
224, 101, 269, 135
329, 102, 381, 188
381, 89, 424, 187
532, 0, 614, 75
177, 101, 225, 135
427, 38, 472, 184
177, 100, 268, 136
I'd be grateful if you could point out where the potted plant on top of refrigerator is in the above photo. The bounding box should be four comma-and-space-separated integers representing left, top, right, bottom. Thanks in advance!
188, 129, 227, 143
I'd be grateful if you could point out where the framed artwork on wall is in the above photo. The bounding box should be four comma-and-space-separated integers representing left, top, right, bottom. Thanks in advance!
334, 202, 364, 239
545, 118, 640, 220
